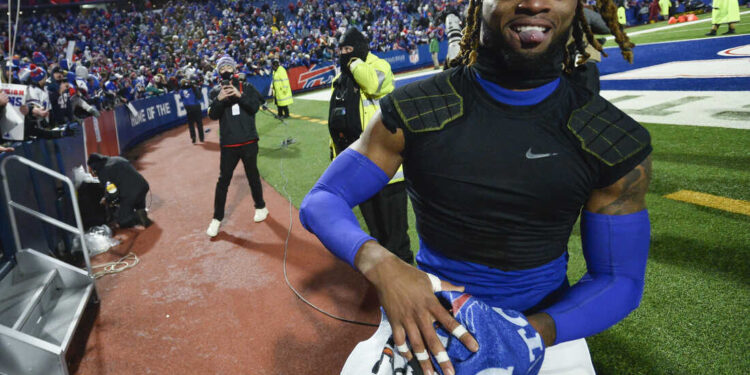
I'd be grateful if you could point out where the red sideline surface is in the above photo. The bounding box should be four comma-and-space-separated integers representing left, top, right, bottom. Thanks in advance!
75, 119, 380, 374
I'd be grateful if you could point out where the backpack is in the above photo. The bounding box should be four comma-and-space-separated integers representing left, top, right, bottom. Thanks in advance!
328, 74, 362, 155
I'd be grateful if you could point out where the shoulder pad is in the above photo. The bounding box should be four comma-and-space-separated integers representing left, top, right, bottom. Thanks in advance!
567, 95, 650, 166
389, 68, 463, 133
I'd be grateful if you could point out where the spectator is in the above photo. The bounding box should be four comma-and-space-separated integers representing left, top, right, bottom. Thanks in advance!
179, 78, 204, 144
0, 91, 14, 153
429, 32, 440, 70
22, 66, 74, 140
649, 0, 661, 23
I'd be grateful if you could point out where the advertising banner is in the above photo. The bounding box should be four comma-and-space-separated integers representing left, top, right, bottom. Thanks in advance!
115, 94, 183, 151
0, 84, 27, 141
288, 62, 337, 92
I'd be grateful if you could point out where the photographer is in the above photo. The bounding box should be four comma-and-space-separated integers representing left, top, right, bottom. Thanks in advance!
205, 56, 268, 238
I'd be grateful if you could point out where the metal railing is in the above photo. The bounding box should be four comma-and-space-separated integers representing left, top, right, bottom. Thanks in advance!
1, 155, 95, 284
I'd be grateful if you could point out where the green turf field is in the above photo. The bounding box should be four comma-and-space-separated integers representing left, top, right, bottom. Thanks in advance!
253, 25, 750, 373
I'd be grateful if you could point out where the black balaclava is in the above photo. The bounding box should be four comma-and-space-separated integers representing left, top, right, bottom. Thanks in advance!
473, 23, 568, 90
339, 28, 369, 74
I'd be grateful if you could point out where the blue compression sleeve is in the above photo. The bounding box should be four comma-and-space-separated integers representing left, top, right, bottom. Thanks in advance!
299, 148, 391, 267
543, 210, 650, 344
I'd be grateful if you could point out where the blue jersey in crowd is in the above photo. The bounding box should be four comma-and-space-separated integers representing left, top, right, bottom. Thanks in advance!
180, 87, 200, 107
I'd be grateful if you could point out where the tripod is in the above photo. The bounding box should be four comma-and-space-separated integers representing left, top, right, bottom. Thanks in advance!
260, 105, 296, 149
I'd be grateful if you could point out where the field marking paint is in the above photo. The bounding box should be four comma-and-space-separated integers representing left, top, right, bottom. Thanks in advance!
600, 90, 750, 129
288, 112, 327, 125
629, 96, 709, 116
606, 10, 750, 40
665, 190, 750, 216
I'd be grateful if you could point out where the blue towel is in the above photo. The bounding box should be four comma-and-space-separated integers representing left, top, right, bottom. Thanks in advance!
430, 291, 546, 375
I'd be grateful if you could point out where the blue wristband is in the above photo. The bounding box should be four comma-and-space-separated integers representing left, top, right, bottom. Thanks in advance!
543, 210, 650, 344
300, 149, 391, 267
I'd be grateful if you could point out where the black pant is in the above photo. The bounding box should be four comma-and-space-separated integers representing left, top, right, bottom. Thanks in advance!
117, 186, 149, 228
359, 181, 412, 264
186, 105, 204, 142
213, 142, 265, 221
277, 105, 289, 118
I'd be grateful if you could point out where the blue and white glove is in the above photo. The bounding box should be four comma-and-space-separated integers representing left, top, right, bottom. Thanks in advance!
432, 292, 546, 375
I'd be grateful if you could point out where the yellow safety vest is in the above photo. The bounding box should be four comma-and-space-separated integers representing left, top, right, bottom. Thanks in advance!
329, 52, 403, 184
273, 66, 294, 107
658, 0, 670, 17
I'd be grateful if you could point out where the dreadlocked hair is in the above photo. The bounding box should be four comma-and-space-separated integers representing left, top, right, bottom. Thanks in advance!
594, 0, 635, 63
449, 0, 636, 70
448, 0, 482, 68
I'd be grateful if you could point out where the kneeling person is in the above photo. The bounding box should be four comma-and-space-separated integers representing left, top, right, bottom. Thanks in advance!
87, 153, 152, 228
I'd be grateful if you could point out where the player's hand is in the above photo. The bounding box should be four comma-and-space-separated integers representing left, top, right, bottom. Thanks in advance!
0, 146, 13, 153
356, 241, 479, 375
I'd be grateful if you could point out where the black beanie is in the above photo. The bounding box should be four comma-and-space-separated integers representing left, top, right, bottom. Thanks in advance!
87, 153, 108, 171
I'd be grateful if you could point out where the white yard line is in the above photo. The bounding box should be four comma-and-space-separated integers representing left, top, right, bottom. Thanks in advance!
606, 10, 750, 40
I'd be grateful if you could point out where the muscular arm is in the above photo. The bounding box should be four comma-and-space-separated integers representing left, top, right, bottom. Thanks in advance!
586, 156, 652, 215
300, 113, 477, 375
533, 156, 653, 346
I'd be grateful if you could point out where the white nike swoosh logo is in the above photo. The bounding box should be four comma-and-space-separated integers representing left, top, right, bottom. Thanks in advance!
526, 148, 559, 159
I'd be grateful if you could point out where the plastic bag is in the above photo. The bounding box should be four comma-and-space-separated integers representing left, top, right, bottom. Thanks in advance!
73, 165, 99, 189
72, 225, 120, 257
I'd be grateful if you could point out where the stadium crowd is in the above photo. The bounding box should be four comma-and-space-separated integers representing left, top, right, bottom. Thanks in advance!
0, 0, 463, 138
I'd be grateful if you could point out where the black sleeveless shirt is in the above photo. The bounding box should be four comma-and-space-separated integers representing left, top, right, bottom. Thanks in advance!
379, 67, 651, 271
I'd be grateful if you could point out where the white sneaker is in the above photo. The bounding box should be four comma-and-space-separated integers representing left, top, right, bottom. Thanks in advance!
206, 219, 221, 237
254, 207, 269, 223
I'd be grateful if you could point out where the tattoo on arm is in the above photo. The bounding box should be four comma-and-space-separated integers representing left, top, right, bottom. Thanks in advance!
591, 156, 652, 215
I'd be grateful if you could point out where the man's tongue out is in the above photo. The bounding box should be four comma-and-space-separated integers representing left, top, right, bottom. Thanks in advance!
515, 26, 548, 45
